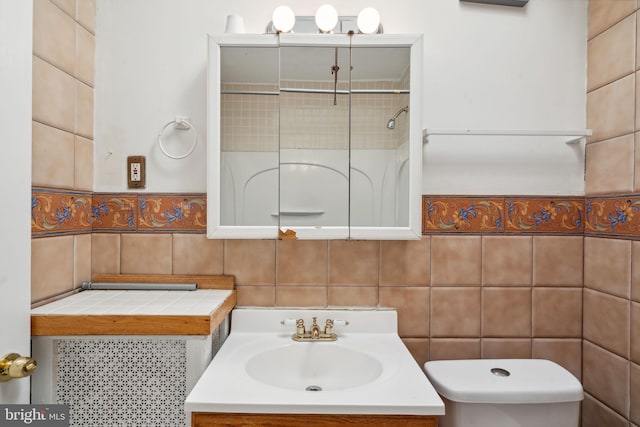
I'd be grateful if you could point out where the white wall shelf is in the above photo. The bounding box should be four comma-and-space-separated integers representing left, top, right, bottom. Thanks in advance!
422, 128, 592, 144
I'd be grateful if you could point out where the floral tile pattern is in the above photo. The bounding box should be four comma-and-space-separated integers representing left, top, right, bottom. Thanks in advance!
90, 193, 138, 233
138, 194, 206, 232
423, 197, 504, 234
32, 188, 92, 237
504, 197, 583, 234
585, 195, 640, 238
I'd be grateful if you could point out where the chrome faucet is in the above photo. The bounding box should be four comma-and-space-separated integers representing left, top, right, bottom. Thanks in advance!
281, 317, 349, 342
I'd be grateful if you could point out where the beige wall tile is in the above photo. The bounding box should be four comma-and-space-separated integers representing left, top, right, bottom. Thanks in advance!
532, 287, 582, 338
482, 287, 531, 337
33, 56, 75, 132
380, 238, 430, 286
632, 362, 640, 424
635, 132, 640, 191
32, 121, 75, 188
120, 234, 172, 274
235, 285, 275, 307
224, 240, 275, 286
403, 338, 429, 368
586, 134, 634, 194
482, 235, 532, 286
533, 236, 583, 286
51, 0, 75, 17
76, 23, 94, 86
32, 236, 74, 302
277, 240, 327, 286
584, 289, 630, 358
74, 135, 93, 191
33, 0, 75, 75
275, 286, 326, 307
431, 236, 481, 286
430, 287, 480, 337
532, 338, 582, 381
584, 237, 631, 298
328, 240, 378, 286
634, 241, 640, 301
481, 338, 531, 359
76, 0, 96, 34
327, 286, 378, 307
588, 14, 635, 91
583, 340, 630, 417
587, 73, 635, 143
632, 302, 640, 364
75, 81, 94, 139
582, 393, 629, 427
172, 234, 223, 274
91, 233, 120, 274
430, 338, 480, 361
379, 287, 429, 337
73, 234, 91, 288
588, 0, 637, 39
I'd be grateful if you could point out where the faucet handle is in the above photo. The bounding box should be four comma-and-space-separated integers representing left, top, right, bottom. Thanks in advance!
332, 319, 349, 327
281, 318, 297, 326
324, 318, 349, 334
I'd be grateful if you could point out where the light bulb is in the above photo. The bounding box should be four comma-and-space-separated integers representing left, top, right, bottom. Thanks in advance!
357, 7, 381, 34
315, 4, 338, 33
272, 5, 295, 33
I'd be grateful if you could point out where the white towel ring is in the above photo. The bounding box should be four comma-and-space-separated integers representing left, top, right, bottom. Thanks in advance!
157, 118, 198, 159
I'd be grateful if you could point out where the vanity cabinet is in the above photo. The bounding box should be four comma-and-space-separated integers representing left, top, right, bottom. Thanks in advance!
191, 413, 438, 426
207, 33, 423, 240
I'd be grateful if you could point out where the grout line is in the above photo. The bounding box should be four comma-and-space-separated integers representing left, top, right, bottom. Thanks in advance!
587, 8, 639, 42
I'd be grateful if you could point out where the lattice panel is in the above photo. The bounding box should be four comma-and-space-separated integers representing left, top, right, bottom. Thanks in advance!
55, 338, 187, 427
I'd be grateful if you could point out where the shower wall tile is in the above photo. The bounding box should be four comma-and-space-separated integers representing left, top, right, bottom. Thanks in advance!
431, 236, 482, 286
584, 237, 631, 298
585, 134, 634, 194
120, 234, 172, 275
31, 236, 74, 302
91, 233, 120, 274
587, 14, 636, 91
481, 339, 532, 359
379, 238, 430, 286
588, 0, 637, 39
32, 121, 75, 189
172, 234, 223, 275
482, 235, 532, 286
532, 236, 584, 286
583, 289, 630, 358
583, 340, 630, 417
430, 287, 481, 337
33, 0, 76, 76
429, 339, 481, 361
587, 73, 635, 143
532, 287, 582, 338
582, 393, 629, 427
481, 287, 532, 338
504, 197, 584, 234
32, 55, 75, 132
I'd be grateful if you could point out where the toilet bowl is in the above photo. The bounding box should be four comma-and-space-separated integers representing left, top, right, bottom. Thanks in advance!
424, 359, 583, 427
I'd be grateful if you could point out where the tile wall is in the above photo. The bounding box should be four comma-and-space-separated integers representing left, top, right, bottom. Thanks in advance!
584, 1, 639, 425
31, 0, 95, 303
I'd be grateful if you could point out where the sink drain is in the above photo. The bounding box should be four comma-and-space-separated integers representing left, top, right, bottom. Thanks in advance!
305, 385, 322, 392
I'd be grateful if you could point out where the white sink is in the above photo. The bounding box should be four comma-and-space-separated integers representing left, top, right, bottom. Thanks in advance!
245, 342, 383, 391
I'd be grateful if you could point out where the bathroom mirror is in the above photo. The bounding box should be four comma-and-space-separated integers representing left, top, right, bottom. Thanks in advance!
207, 33, 423, 239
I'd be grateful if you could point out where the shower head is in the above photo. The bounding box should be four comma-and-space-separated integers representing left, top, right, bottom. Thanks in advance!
386, 106, 408, 130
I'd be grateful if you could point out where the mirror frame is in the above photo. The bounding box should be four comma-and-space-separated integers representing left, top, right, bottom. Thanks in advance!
207, 33, 423, 240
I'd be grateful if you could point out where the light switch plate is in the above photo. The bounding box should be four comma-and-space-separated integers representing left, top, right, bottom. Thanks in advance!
127, 155, 146, 189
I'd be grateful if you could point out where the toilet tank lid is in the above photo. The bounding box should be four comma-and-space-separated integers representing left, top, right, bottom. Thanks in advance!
423, 359, 583, 404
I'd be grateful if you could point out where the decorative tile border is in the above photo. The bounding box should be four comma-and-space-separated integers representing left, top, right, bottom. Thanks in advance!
422, 196, 584, 235
32, 188, 93, 237
585, 195, 640, 239
32, 189, 207, 237
138, 193, 206, 232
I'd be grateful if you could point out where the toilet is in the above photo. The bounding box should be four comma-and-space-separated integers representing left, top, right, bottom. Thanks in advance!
424, 359, 583, 427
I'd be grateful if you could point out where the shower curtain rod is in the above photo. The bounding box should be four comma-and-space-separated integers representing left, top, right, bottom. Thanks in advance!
221, 88, 409, 95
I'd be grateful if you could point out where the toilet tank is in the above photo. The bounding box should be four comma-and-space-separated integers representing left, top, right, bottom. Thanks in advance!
424, 359, 583, 427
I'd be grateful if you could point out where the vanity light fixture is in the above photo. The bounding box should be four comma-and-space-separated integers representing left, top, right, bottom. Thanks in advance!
272, 5, 296, 33
357, 7, 381, 34
315, 4, 339, 33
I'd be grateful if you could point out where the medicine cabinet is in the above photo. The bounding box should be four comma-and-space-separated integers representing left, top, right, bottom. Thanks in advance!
207, 33, 423, 239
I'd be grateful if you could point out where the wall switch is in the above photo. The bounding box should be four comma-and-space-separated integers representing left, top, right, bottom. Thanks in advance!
127, 156, 146, 189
